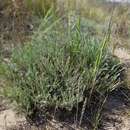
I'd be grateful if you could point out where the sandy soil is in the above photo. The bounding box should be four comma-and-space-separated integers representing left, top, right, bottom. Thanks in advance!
114, 48, 130, 61
102, 92, 130, 130
0, 99, 26, 130
0, 109, 25, 130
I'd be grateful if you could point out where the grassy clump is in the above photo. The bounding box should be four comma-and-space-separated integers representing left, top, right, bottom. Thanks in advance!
4, 14, 123, 124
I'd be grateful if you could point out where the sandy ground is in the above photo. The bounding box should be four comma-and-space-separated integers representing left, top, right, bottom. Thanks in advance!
114, 48, 130, 61
0, 109, 25, 130
0, 99, 26, 130
102, 92, 130, 130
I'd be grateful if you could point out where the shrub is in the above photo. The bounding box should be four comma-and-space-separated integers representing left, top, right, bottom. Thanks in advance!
5, 14, 123, 122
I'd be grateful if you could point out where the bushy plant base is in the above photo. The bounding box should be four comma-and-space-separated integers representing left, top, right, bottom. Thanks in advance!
4, 15, 123, 125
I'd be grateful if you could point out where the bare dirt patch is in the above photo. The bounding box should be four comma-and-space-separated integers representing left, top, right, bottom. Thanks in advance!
0, 109, 25, 130
102, 90, 130, 130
